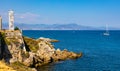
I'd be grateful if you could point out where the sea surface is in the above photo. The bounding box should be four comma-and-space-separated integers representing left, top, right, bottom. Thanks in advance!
23, 30, 120, 71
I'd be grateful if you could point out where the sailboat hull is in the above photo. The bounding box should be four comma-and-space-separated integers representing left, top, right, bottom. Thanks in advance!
103, 33, 109, 36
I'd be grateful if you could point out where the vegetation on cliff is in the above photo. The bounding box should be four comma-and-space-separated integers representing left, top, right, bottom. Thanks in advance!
0, 60, 36, 71
23, 37, 39, 53
14, 27, 20, 30
9, 61, 36, 71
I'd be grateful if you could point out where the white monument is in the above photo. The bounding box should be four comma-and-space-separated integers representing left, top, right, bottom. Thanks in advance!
9, 10, 14, 30
0, 16, 2, 30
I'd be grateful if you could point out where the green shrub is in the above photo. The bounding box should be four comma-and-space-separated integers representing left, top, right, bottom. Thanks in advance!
14, 27, 20, 30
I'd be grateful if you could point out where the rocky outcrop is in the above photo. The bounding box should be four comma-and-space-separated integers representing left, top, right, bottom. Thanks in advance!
0, 33, 2, 59
0, 30, 82, 70
23, 37, 56, 67
38, 37, 59, 42
0, 30, 25, 63
52, 49, 82, 61
22, 37, 82, 67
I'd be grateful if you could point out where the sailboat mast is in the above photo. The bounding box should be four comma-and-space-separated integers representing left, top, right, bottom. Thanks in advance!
106, 24, 109, 33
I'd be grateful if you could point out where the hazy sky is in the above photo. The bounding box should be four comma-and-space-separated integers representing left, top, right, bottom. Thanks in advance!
0, 0, 120, 28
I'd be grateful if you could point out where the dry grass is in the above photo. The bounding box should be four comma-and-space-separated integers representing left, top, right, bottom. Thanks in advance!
9, 62, 34, 71
0, 61, 16, 71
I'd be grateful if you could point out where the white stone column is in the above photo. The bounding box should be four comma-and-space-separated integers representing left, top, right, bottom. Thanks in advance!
9, 10, 14, 30
0, 16, 2, 30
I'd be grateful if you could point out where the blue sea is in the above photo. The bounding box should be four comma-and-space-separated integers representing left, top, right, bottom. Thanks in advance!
23, 30, 120, 71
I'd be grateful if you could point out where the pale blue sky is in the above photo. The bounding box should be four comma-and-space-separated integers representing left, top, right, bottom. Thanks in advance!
0, 0, 120, 28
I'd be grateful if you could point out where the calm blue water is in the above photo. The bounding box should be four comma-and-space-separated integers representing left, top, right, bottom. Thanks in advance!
23, 30, 120, 71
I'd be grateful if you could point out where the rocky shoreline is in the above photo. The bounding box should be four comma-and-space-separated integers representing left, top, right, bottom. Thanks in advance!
0, 30, 82, 71
22, 37, 82, 68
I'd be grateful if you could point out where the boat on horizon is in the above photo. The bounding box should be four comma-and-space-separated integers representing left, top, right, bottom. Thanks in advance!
103, 24, 110, 36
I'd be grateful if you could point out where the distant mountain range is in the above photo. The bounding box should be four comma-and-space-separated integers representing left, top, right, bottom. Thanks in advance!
2, 23, 120, 30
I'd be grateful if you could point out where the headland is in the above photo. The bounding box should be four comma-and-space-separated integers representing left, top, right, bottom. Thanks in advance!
0, 10, 82, 71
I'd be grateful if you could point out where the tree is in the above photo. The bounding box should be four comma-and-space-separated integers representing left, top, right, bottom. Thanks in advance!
14, 26, 20, 30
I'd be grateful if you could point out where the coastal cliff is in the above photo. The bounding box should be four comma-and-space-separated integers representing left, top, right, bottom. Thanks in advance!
0, 30, 82, 70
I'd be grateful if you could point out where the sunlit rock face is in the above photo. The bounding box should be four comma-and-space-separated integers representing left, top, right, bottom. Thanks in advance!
0, 30, 25, 63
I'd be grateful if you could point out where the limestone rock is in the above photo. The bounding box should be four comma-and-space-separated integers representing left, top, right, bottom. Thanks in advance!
0, 30, 26, 63
0, 30, 82, 69
37, 37, 59, 42
52, 49, 82, 61
23, 52, 35, 66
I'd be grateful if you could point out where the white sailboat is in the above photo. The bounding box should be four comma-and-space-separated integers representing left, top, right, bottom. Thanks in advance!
103, 24, 110, 36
